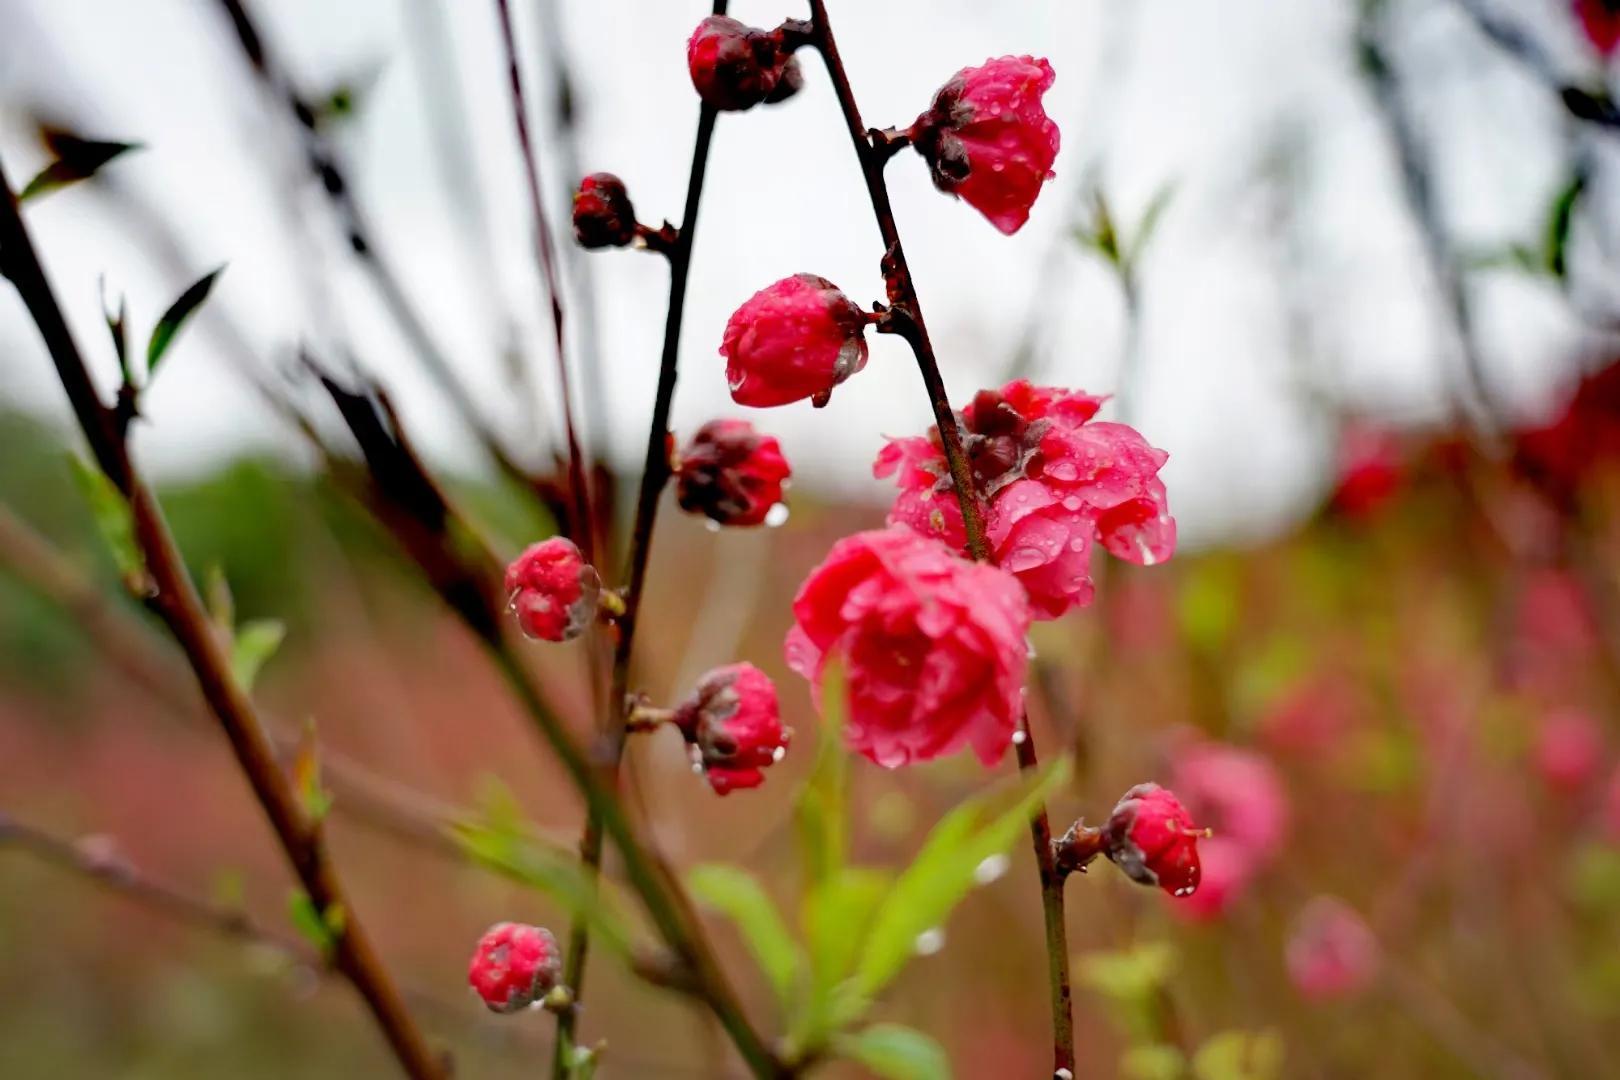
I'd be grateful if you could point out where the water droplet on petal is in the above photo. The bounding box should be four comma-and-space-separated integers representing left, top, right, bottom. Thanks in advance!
1012, 730, 1028, 746
704, 519, 722, 533
764, 502, 791, 528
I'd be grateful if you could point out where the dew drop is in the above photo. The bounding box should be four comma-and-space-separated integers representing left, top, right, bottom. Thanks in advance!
764, 502, 791, 528
704, 519, 722, 533
914, 928, 946, 956
1012, 730, 1028, 746
771, 745, 787, 763
973, 853, 1010, 885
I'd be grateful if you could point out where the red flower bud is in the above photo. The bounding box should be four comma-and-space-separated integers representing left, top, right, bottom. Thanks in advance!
909, 56, 1061, 235
572, 172, 638, 249
673, 662, 790, 794
468, 922, 561, 1013
675, 419, 792, 527
721, 274, 869, 408
1577, 0, 1620, 58
504, 537, 602, 642
686, 16, 800, 111
1102, 783, 1203, 897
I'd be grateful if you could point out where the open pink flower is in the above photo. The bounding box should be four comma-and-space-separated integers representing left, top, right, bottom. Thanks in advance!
722, 274, 869, 408
909, 56, 1061, 234
874, 380, 1173, 619
1286, 897, 1380, 1001
784, 527, 1031, 768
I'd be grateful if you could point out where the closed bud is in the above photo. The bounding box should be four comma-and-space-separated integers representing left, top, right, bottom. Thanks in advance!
504, 537, 602, 642
1102, 783, 1204, 898
675, 419, 792, 527
572, 172, 638, 249
468, 922, 562, 1013
721, 274, 870, 408
686, 16, 798, 112
673, 663, 790, 794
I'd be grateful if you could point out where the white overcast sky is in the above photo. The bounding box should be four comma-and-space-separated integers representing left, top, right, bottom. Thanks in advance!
1, 0, 1614, 545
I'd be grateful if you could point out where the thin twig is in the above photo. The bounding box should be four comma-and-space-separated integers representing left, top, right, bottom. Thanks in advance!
554, 3, 728, 1069
1357, 4, 1501, 433
1447, 0, 1620, 130
308, 373, 783, 1078
491, 0, 594, 562
0, 156, 447, 1080
209, 0, 556, 513
800, 6, 1075, 1074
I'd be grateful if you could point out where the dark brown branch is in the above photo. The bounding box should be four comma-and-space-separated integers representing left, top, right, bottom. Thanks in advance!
556, 2, 728, 1069
491, 0, 595, 563
0, 157, 447, 1080
209, 0, 560, 517
801, 6, 1074, 1074
306, 371, 782, 1078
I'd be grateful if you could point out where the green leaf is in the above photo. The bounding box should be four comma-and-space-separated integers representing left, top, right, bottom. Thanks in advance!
1192, 1030, 1284, 1080
1128, 182, 1178, 267
1542, 171, 1586, 280
853, 757, 1071, 1000
67, 454, 143, 586
287, 890, 344, 959
231, 618, 285, 692
146, 266, 226, 376
798, 868, 891, 1044
454, 818, 638, 957
836, 1023, 951, 1080
794, 664, 849, 889
687, 864, 804, 1010
18, 135, 141, 202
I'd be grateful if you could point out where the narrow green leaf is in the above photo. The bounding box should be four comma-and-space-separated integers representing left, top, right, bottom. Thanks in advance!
853, 757, 1071, 999
798, 868, 891, 1044
836, 1024, 951, 1080
453, 819, 638, 957
1542, 171, 1586, 280
204, 564, 234, 635
146, 265, 226, 376
66, 454, 143, 585
794, 664, 849, 889
1128, 181, 1179, 266
288, 889, 337, 958
687, 864, 804, 1010
231, 618, 285, 692
18, 136, 141, 202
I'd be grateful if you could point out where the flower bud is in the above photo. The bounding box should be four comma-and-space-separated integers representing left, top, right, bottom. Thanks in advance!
1101, 783, 1203, 897
721, 274, 869, 408
686, 16, 798, 111
468, 922, 561, 1013
908, 56, 1060, 235
572, 172, 638, 249
675, 419, 792, 527
504, 537, 602, 642
673, 662, 789, 794
1577, 0, 1620, 58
